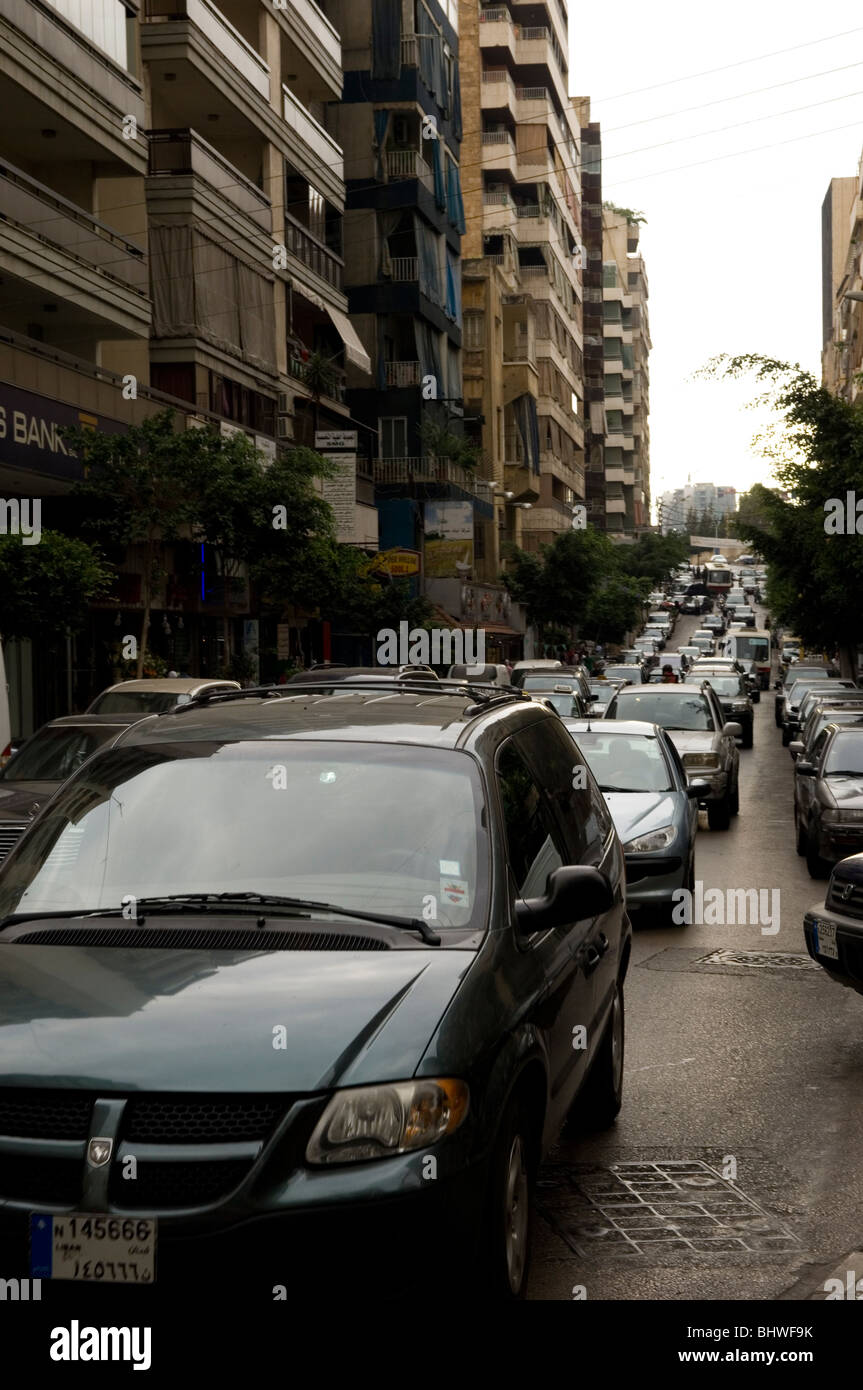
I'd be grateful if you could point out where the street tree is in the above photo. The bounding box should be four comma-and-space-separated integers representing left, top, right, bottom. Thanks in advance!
0, 531, 112, 643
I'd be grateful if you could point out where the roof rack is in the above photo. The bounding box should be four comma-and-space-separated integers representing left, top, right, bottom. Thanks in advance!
171, 679, 533, 713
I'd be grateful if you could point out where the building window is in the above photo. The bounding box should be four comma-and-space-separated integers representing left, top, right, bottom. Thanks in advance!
606, 411, 623, 433
464, 312, 485, 349
379, 416, 408, 458
604, 338, 623, 360
603, 301, 621, 323
604, 374, 622, 395
602, 264, 618, 288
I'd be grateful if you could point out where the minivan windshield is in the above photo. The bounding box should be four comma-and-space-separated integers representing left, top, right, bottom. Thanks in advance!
0, 743, 489, 933
611, 691, 715, 731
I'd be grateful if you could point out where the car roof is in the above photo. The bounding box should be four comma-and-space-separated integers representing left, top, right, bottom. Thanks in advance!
117, 685, 549, 750
565, 719, 664, 738
616, 682, 708, 695
40, 714, 147, 728
287, 665, 437, 683
97, 678, 240, 693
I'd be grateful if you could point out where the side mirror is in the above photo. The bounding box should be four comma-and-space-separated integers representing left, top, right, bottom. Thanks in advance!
796, 760, 815, 777
788, 740, 804, 758
686, 780, 711, 799
515, 865, 614, 935
773, 680, 782, 690
722, 722, 743, 738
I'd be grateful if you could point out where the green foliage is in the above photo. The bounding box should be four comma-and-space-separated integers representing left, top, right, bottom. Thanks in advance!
701, 354, 863, 672
602, 202, 647, 225
0, 531, 112, 642
616, 531, 690, 583
417, 417, 482, 472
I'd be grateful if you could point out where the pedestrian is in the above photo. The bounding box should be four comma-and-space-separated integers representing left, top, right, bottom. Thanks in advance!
661, 664, 678, 683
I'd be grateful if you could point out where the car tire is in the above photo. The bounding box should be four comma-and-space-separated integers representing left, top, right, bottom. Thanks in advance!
742, 724, 753, 749
806, 825, 830, 880
775, 703, 783, 728
570, 978, 625, 1131
781, 724, 792, 746
673, 855, 696, 927
707, 794, 731, 831
730, 777, 740, 815
795, 814, 806, 856
483, 1094, 535, 1300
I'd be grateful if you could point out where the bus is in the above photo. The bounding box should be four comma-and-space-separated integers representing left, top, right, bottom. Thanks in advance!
705, 555, 732, 599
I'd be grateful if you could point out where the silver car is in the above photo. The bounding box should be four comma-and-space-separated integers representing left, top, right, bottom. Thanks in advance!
87, 677, 241, 714
608, 683, 741, 831
795, 725, 863, 877
564, 719, 707, 920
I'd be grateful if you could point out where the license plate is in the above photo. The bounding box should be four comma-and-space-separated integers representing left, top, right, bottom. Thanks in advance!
30, 1213, 156, 1283
812, 920, 839, 961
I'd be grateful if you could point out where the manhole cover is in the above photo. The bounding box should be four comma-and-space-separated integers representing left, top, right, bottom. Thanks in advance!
697, 949, 819, 970
542, 1161, 799, 1260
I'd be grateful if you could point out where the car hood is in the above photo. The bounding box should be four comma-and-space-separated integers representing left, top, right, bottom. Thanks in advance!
0, 782, 58, 818
822, 776, 863, 808
602, 791, 682, 846
0, 942, 473, 1092
666, 731, 715, 755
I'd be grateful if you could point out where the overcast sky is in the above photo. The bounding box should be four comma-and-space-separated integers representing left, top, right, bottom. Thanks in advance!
571, 2, 863, 514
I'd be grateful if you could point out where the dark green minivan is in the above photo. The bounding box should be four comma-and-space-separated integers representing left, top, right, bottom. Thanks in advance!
0, 684, 630, 1302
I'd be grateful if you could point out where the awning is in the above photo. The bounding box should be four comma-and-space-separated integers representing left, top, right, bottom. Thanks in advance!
325, 304, 372, 376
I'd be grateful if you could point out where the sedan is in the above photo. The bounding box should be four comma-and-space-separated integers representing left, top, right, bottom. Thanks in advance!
586, 682, 623, 718
804, 852, 863, 995
603, 665, 640, 686
795, 726, 863, 876
0, 714, 145, 864
691, 671, 754, 748
564, 719, 707, 921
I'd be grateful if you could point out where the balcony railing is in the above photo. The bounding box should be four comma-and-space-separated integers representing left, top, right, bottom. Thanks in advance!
400, 34, 418, 66
516, 86, 548, 101
484, 191, 511, 205
386, 149, 432, 190
0, 159, 147, 291
520, 25, 550, 40
482, 69, 510, 83
148, 129, 272, 232
373, 456, 481, 495
144, 0, 270, 100
388, 257, 418, 281
384, 360, 421, 387
288, 353, 347, 402
482, 131, 515, 148
520, 265, 549, 279
284, 212, 343, 290
480, 6, 511, 19
283, 84, 344, 180
516, 204, 542, 218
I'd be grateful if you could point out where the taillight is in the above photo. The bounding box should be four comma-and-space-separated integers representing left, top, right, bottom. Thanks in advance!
0, 743, 12, 768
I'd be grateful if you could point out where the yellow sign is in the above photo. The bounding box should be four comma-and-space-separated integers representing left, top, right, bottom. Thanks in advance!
373, 549, 421, 577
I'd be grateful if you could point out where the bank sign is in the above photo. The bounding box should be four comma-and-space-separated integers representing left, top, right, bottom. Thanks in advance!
0, 383, 128, 480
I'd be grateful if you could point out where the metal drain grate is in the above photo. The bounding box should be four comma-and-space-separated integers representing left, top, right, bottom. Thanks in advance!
697, 949, 819, 971
539, 1161, 800, 1259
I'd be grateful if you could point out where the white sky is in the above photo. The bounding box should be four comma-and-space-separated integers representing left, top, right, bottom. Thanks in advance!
571, 2, 863, 515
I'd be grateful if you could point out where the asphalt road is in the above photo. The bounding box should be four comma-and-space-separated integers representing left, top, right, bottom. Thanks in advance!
529, 608, 863, 1301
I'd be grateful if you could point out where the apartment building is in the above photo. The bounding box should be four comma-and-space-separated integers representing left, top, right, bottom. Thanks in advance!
0, 0, 371, 729
577, 101, 606, 532
821, 151, 863, 402
602, 207, 650, 538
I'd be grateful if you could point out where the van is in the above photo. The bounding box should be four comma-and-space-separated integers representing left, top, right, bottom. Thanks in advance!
722, 629, 771, 688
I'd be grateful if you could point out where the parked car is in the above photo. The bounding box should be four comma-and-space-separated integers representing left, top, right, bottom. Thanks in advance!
804, 851, 863, 995
564, 719, 707, 921
794, 724, 863, 876
791, 686, 863, 751
792, 704, 863, 766
608, 682, 741, 830
774, 663, 837, 728
0, 683, 630, 1302
780, 678, 857, 745
791, 713, 863, 846
0, 714, 145, 865
87, 677, 241, 714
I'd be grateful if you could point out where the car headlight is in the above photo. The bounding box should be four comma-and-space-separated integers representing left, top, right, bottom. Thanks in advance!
823, 809, 863, 825
306, 1079, 470, 1165
683, 752, 720, 769
624, 824, 676, 852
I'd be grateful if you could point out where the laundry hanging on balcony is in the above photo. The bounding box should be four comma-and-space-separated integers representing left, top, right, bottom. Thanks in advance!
372, 0, 402, 80
430, 138, 446, 212
414, 213, 444, 308
414, 319, 442, 389
446, 154, 466, 233
373, 109, 393, 183
445, 247, 461, 323
514, 394, 541, 475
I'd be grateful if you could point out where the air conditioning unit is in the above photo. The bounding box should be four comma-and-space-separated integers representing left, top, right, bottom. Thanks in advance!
277, 416, 293, 439
277, 391, 294, 415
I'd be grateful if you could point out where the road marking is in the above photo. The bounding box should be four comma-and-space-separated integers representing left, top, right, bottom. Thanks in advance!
633, 1057, 697, 1072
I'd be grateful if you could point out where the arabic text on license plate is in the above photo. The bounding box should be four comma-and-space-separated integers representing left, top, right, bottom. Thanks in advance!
813, 920, 839, 961
30, 1213, 157, 1283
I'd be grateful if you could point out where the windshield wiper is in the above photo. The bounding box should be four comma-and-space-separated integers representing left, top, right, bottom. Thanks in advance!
3, 891, 443, 945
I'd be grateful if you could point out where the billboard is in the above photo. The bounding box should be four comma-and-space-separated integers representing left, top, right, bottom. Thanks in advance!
423, 501, 474, 578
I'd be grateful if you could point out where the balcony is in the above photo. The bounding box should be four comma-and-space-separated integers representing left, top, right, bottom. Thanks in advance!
273, 0, 342, 99
388, 257, 418, 282
284, 213, 344, 291
283, 84, 344, 182
288, 353, 346, 403
148, 129, 272, 234
384, 360, 421, 387
373, 456, 482, 497
387, 149, 433, 192
143, 0, 270, 101
479, 9, 515, 58
401, 34, 418, 66
481, 131, 518, 177
0, 159, 150, 337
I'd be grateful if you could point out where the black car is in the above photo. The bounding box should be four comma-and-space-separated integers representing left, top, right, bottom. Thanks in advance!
804, 852, 863, 995
0, 683, 630, 1303
693, 672, 754, 748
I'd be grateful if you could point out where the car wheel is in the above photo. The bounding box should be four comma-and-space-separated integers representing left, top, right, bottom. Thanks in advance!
795, 814, 806, 856
673, 855, 696, 927
806, 825, 830, 879
774, 704, 783, 728
730, 777, 740, 815
484, 1095, 535, 1300
742, 724, 753, 749
781, 724, 792, 746
707, 793, 731, 830
570, 979, 625, 1131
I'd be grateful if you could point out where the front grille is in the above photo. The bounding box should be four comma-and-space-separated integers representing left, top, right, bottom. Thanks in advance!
0, 820, 27, 863
827, 875, 863, 920
109, 1159, 250, 1208
0, 1089, 94, 1140
0, 1155, 82, 1206
123, 1095, 283, 1144
11, 926, 391, 951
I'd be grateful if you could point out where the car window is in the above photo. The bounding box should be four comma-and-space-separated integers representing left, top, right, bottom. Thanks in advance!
612, 691, 715, 730
1, 728, 114, 782
496, 742, 564, 900
822, 733, 863, 778
571, 732, 673, 792
808, 728, 831, 764
90, 691, 181, 714
513, 721, 609, 864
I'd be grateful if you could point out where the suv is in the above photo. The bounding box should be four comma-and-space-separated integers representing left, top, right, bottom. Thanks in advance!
794, 724, 863, 877
0, 683, 630, 1303
608, 682, 741, 830
805, 851, 863, 995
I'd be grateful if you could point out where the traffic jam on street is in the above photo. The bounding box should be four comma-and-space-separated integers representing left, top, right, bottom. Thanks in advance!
4, 0, 863, 1370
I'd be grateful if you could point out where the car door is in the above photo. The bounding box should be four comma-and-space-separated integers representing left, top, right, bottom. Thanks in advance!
495, 736, 597, 1132
798, 727, 830, 825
